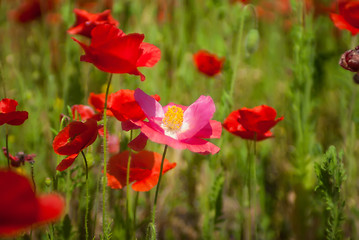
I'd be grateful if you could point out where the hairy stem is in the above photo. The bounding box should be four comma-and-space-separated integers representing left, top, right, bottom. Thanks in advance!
102, 73, 113, 239
81, 151, 89, 240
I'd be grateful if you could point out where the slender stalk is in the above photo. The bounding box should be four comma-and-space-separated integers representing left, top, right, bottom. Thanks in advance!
133, 191, 139, 232
252, 139, 257, 240
151, 145, 169, 224
126, 130, 134, 239
81, 151, 89, 240
31, 163, 36, 193
5, 127, 9, 169
102, 73, 113, 239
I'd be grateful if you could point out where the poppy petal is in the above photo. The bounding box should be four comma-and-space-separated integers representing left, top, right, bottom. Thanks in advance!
128, 132, 148, 151
137, 42, 161, 67
56, 154, 79, 171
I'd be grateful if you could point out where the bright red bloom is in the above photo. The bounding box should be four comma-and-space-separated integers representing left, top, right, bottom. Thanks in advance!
88, 93, 114, 116
9, 0, 57, 23
193, 50, 224, 77
67, 9, 119, 38
2, 147, 35, 168
330, 0, 359, 35
72, 24, 161, 81
53, 119, 98, 171
0, 98, 28, 126
71, 104, 102, 121
223, 105, 283, 141
89, 90, 160, 122
0, 170, 64, 237
107, 150, 176, 191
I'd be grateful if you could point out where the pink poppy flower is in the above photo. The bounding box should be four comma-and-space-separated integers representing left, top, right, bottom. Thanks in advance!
133, 88, 222, 155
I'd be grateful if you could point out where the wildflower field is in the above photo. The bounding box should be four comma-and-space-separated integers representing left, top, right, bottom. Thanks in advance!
1, 0, 359, 239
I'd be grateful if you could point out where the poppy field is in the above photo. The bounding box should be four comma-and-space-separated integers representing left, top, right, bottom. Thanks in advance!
1, 0, 359, 239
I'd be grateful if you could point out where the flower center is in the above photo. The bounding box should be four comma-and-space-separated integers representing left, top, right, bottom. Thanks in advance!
162, 106, 184, 131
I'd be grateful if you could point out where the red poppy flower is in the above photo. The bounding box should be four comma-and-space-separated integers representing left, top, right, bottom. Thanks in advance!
330, 0, 359, 35
0, 170, 64, 237
67, 9, 119, 38
2, 147, 35, 168
106, 150, 176, 191
89, 90, 160, 122
193, 50, 225, 77
223, 105, 283, 141
71, 104, 102, 121
72, 24, 161, 81
9, 0, 58, 23
53, 119, 98, 171
88, 93, 114, 116
0, 98, 28, 126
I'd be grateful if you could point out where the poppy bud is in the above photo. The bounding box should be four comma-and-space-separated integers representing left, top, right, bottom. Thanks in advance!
245, 29, 260, 56
339, 46, 359, 72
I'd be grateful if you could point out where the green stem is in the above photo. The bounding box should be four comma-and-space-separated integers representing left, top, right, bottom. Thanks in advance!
5, 126, 9, 169
151, 145, 169, 225
126, 130, 134, 239
229, 5, 247, 100
102, 73, 113, 240
81, 151, 89, 240
133, 191, 139, 232
31, 163, 36, 193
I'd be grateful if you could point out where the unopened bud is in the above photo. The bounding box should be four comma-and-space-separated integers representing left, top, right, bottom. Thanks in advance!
245, 29, 260, 56
340, 46, 359, 72
45, 177, 52, 186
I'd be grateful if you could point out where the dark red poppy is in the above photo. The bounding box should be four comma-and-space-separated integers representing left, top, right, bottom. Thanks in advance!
67, 9, 119, 38
2, 147, 35, 168
330, 0, 359, 35
0, 98, 28, 126
106, 150, 176, 191
72, 24, 161, 81
9, 0, 58, 23
223, 105, 283, 141
71, 104, 102, 121
53, 119, 98, 171
89, 89, 160, 122
0, 170, 64, 237
193, 50, 224, 77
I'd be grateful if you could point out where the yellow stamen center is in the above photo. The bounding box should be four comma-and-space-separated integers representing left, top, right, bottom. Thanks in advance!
162, 106, 184, 131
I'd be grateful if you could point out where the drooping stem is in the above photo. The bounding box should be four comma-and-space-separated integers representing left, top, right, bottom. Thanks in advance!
81, 151, 89, 240
151, 145, 169, 224
102, 73, 113, 240
126, 130, 134, 239
5, 126, 9, 169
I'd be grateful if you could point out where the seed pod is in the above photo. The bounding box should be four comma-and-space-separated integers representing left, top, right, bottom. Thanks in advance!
339, 46, 359, 72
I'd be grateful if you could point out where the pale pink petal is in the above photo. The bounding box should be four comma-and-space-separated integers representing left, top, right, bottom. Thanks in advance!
163, 103, 188, 113
134, 88, 164, 119
181, 138, 220, 155
178, 95, 215, 140
141, 122, 185, 149
194, 120, 222, 139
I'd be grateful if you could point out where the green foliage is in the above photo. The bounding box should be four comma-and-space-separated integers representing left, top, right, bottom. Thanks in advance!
315, 146, 346, 240
146, 222, 157, 240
